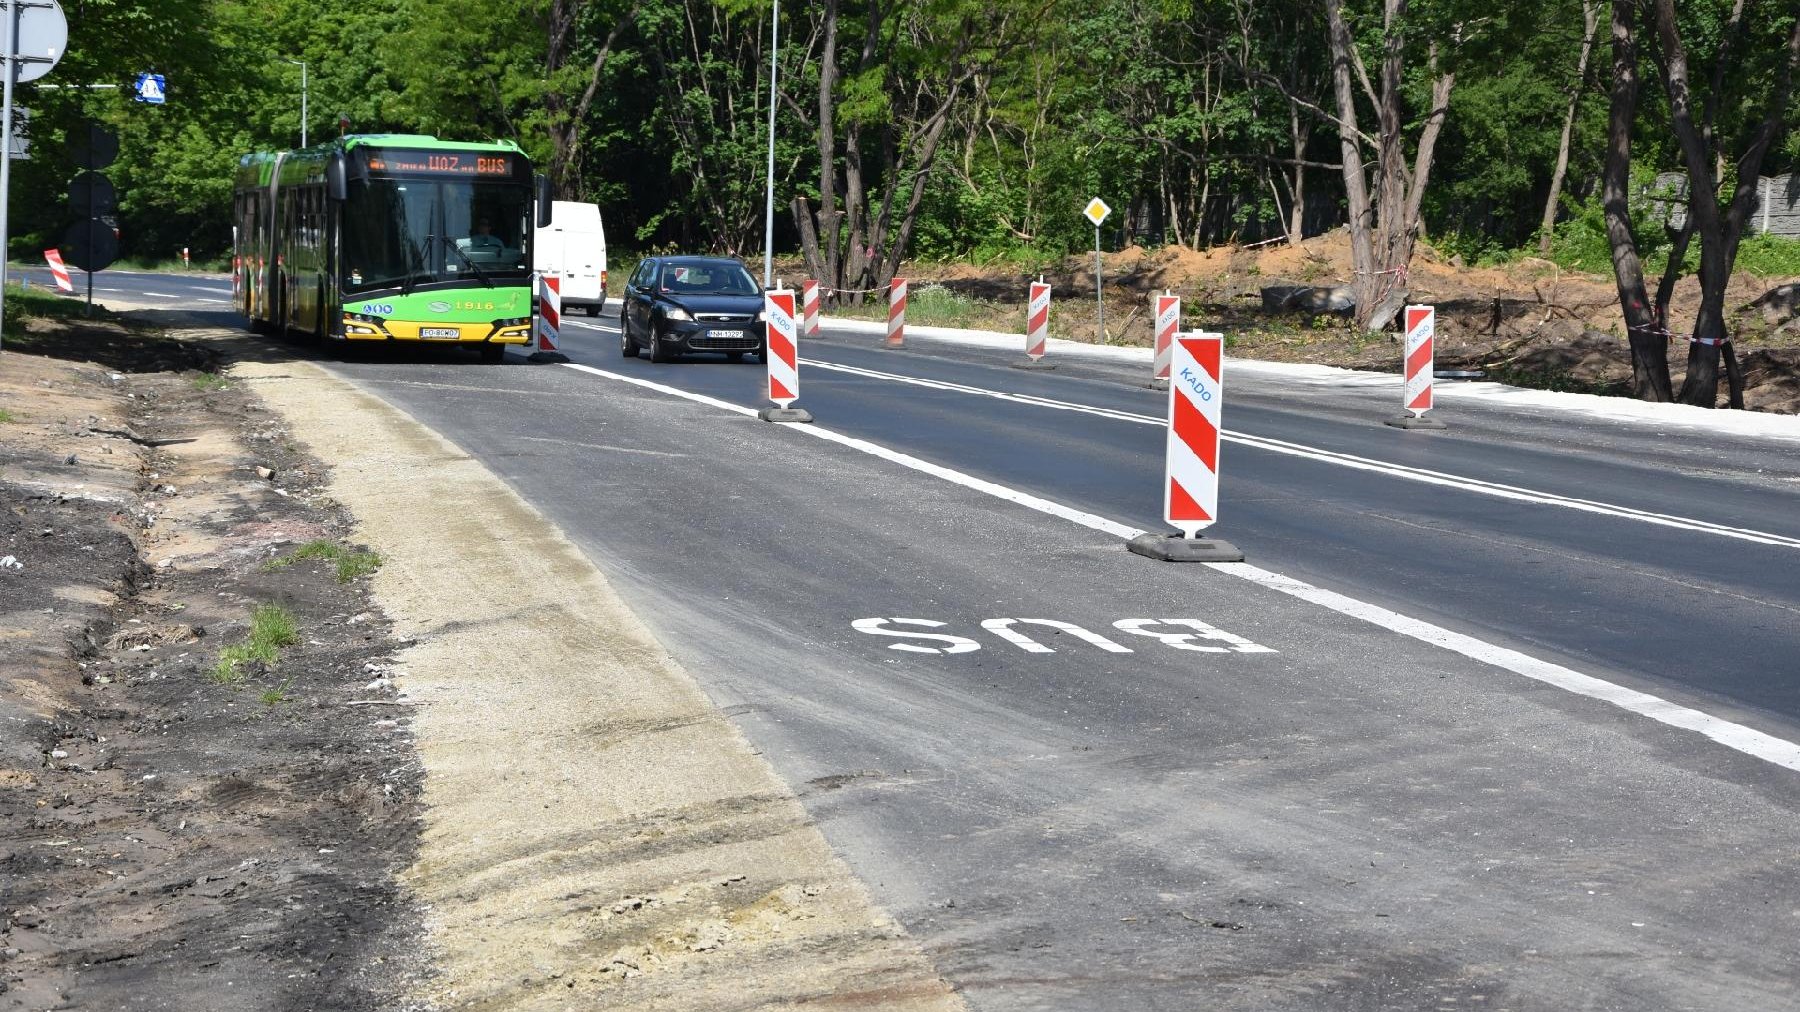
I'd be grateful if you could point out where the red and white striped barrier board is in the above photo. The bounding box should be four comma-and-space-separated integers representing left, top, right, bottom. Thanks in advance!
1164, 333, 1225, 539
766, 289, 800, 407
887, 277, 907, 348
1025, 280, 1051, 360
802, 279, 821, 337
537, 274, 562, 352
1402, 305, 1434, 416
1153, 292, 1179, 381
44, 250, 74, 293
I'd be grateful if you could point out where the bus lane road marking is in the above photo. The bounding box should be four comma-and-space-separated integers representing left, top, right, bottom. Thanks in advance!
802, 359, 1800, 550
852, 617, 1278, 655
559, 360, 1800, 774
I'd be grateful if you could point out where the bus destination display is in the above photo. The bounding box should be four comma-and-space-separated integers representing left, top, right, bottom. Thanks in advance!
365, 151, 518, 178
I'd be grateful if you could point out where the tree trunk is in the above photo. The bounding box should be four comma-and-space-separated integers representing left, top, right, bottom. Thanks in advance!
1601, 0, 1672, 401
1540, 0, 1600, 256
1650, 0, 1800, 406
1323, 0, 1377, 325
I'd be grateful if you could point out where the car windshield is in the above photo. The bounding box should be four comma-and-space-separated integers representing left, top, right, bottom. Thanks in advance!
342, 177, 531, 293
660, 262, 759, 296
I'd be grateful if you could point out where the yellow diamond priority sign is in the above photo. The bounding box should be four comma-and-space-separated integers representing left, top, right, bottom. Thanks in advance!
1083, 197, 1111, 228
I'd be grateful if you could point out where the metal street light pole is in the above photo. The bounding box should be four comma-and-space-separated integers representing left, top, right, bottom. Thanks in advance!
285, 58, 307, 147
761, 0, 777, 288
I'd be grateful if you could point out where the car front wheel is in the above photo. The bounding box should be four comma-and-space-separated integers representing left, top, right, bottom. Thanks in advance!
620, 316, 637, 357
648, 324, 673, 363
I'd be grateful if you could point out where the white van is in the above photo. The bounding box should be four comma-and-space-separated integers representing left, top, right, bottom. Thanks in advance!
534, 200, 608, 316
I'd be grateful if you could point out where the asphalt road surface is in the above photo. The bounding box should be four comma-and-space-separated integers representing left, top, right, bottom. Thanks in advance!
54, 274, 1800, 1010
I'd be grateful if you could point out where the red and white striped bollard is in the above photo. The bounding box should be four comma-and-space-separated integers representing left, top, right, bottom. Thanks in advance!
1128, 331, 1244, 562
1151, 291, 1178, 387
887, 277, 907, 348
532, 274, 562, 358
1013, 277, 1056, 370
758, 287, 814, 423
802, 279, 821, 337
44, 250, 74, 293
1385, 305, 1447, 429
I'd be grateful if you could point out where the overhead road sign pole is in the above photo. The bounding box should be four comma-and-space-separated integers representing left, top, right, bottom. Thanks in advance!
1129, 331, 1245, 563
761, 0, 777, 288
0, 0, 70, 352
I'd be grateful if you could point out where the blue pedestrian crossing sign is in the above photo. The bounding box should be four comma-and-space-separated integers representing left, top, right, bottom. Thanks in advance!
133, 73, 166, 105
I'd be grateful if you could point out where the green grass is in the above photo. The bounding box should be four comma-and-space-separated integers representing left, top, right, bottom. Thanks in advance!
0, 408, 16, 424
264, 539, 383, 583
191, 371, 229, 391
2, 282, 116, 336
259, 678, 293, 706
211, 603, 301, 686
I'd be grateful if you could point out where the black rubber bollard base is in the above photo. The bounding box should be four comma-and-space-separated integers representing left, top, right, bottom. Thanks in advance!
1384, 413, 1447, 430
1126, 532, 1245, 563
758, 406, 815, 423
527, 351, 571, 364
1011, 358, 1057, 370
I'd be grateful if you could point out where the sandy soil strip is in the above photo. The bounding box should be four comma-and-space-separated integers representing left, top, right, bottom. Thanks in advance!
241, 359, 963, 1012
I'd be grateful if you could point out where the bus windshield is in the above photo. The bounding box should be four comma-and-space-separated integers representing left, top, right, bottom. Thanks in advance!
342, 177, 531, 293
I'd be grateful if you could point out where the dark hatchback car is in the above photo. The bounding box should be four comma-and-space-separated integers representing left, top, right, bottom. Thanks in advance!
619, 256, 767, 363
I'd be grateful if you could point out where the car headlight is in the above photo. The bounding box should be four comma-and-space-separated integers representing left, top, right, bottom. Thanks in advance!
665, 307, 694, 322
754, 310, 766, 323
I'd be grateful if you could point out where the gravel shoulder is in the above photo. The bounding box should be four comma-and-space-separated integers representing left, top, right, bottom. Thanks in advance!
239, 352, 964, 1010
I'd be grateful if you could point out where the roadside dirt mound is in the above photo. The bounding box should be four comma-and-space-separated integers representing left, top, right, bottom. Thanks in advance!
882, 230, 1800, 412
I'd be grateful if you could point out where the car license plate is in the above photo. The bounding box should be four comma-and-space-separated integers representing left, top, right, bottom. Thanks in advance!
706, 328, 742, 339
420, 327, 460, 339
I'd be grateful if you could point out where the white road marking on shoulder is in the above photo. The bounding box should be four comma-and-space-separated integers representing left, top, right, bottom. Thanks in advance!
805, 359, 1800, 549
563, 358, 1800, 774
1214, 562, 1800, 771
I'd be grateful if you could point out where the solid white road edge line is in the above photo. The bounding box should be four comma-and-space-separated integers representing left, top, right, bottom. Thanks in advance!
562, 360, 1800, 775
805, 359, 1800, 550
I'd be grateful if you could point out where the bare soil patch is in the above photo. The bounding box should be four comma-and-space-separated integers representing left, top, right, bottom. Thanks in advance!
0, 320, 429, 1010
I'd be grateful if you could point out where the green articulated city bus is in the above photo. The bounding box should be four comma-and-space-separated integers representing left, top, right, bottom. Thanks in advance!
233, 134, 552, 361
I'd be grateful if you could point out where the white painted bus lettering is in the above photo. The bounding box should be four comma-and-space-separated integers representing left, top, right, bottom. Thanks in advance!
1113, 618, 1276, 654
852, 617, 982, 655
982, 618, 1133, 654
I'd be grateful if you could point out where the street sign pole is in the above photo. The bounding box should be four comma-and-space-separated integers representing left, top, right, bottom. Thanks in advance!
1082, 197, 1111, 343
0, 0, 68, 349
1094, 223, 1103, 341
0, 0, 19, 351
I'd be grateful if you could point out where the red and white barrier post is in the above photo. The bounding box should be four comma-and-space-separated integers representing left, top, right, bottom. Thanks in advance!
802, 279, 821, 337
44, 250, 74, 293
758, 287, 814, 423
1150, 291, 1178, 388
1013, 277, 1056, 370
1128, 332, 1245, 562
887, 277, 907, 349
530, 274, 563, 360
1385, 304, 1447, 429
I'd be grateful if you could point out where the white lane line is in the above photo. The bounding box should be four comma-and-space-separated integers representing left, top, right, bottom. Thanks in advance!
806, 359, 1800, 550
560, 359, 1800, 774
